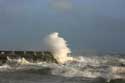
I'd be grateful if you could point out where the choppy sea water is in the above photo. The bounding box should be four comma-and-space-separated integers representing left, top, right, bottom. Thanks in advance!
0, 54, 125, 83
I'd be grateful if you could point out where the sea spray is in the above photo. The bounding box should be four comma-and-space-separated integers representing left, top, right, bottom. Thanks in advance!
7, 56, 30, 65
44, 32, 74, 64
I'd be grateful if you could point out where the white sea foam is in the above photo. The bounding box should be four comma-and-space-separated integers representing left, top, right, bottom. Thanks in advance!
0, 56, 125, 81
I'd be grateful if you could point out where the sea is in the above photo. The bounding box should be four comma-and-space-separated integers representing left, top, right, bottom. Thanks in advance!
0, 54, 125, 83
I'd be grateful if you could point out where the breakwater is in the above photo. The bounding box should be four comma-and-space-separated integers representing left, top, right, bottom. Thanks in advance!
0, 50, 57, 64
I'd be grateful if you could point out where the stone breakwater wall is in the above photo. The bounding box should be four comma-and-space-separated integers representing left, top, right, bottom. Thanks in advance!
0, 50, 57, 64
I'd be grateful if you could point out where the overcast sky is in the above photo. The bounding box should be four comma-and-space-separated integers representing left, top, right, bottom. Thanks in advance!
0, 0, 125, 53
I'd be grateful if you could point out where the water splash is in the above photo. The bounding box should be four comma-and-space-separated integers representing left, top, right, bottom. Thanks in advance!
44, 32, 73, 64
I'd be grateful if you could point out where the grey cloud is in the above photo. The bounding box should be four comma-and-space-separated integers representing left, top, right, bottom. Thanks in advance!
48, 0, 72, 11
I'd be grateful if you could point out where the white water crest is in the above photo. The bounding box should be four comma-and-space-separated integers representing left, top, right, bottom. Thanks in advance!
7, 56, 30, 65
44, 32, 74, 64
